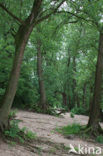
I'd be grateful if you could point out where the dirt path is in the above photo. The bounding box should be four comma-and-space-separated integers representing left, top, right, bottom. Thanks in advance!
0, 110, 103, 156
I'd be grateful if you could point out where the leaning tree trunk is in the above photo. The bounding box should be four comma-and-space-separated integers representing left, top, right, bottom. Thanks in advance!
87, 32, 103, 134
37, 39, 47, 111
0, 25, 34, 130
0, 0, 43, 131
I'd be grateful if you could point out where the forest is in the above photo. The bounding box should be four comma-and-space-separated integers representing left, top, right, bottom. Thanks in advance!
0, 0, 103, 156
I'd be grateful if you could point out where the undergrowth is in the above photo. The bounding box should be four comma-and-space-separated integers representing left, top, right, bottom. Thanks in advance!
56, 123, 82, 136
3, 110, 36, 144
4, 119, 36, 144
8, 109, 17, 120
56, 123, 103, 144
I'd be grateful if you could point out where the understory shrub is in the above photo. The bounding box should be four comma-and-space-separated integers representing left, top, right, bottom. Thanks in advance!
4, 119, 36, 143
71, 107, 89, 115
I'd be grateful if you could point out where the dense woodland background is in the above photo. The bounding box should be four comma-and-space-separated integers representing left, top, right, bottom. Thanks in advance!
0, 0, 103, 135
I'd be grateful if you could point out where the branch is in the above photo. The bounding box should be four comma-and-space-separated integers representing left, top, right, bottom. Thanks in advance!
56, 10, 101, 29
55, 0, 66, 10
52, 17, 78, 36
60, 0, 100, 29
0, 3, 24, 25
79, 10, 99, 28
57, 10, 90, 21
36, 0, 66, 24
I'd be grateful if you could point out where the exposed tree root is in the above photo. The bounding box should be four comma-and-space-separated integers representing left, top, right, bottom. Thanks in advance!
81, 124, 103, 137
0, 119, 9, 132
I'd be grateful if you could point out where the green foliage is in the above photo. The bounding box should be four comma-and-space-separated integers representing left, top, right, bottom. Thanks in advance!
4, 120, 36, 143
0, 0, 103, 119
8, 109, 17, 120
71, 107, 89, 115
70, 112, 75, 118
25, 130, 36, 139
4, 120, 21, 139
0, 88, 5, 96
56, 124, 81, 136
96, 135, 103, 144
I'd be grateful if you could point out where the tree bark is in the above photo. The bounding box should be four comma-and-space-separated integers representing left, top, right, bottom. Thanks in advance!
76, 95, 80, 108
72, 56, 77, 108
37, 39, 47, 111
67, 95, 71, 109
62, 92, 67, 106
89, 86, 93, 112
0, 0, 43, 131
0, 25, 34, 130
87, 32, 103, 134
82, 83, 87, 108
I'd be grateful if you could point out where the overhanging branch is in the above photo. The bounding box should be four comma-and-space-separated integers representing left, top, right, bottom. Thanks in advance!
57, 10, 90, 22
36, 0, 66, 24
0, 3, 24, 25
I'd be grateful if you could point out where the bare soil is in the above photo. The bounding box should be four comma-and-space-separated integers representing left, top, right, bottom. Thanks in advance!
0, 110, 103, 156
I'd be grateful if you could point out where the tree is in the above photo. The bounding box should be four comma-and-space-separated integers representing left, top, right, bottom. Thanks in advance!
68, 0, 103, 134
0, 0, 42, 131
58, 0, 103, 134
87, 32, 103, 134
36, 35, 47, 111
0, 0, 65, 131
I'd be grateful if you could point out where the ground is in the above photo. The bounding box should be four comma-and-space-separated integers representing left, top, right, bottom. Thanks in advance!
0, 110, 103, 156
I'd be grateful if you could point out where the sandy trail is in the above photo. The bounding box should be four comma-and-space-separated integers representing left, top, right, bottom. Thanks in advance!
0, 110, 103, 156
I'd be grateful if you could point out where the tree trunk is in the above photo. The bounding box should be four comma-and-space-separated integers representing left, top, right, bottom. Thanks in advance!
69, 96, 72, 109
37, 39, 47, 111
82, 83, 87, 108
76, 95, 80, 108
89, 86, 93, 112
0, 0, 43, 131
87, 32, 103, 134
72, 56, 77, 108
62, 92, 67, 106
0, 25, 34, 130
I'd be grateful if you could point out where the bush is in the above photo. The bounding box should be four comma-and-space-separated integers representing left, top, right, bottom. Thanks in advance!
71, 107, 89, 115
4, 120, 20, 139
4, 119, 36, 143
